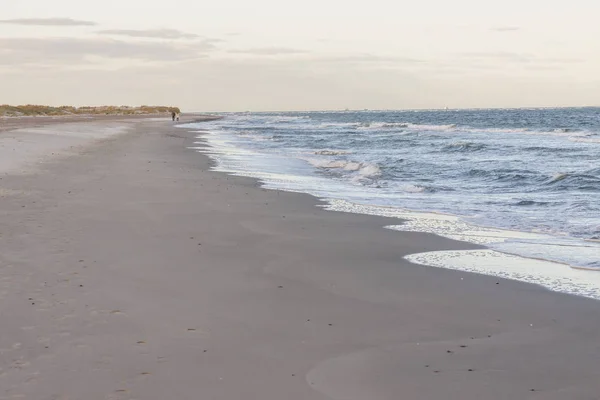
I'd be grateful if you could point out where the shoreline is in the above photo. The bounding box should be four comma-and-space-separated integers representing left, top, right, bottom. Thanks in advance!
191, 118, 600, 299
0, 117, 599, 399
185, 119, 600, 303
0, 113, 222, 133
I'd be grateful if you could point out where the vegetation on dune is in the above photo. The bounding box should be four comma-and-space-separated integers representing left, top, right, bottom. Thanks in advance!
0, 105, 181, 117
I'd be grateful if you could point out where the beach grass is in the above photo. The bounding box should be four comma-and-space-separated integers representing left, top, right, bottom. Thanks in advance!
0, 104, 181, 117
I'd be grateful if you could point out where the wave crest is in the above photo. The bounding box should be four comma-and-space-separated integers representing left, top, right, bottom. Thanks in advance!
314, 149, 352, 156
307, 158, 382, 179
545, 172, 600, 190
443, 141, 487, 152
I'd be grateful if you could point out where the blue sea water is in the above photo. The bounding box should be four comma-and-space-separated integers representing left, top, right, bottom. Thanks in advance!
185, 108, 600, 288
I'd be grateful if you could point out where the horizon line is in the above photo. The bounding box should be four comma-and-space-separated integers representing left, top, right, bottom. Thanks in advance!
184, 105, 600, 113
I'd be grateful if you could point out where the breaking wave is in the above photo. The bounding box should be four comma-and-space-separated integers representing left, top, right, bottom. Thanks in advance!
314, 149, 353, 156
306, 158, 382, 179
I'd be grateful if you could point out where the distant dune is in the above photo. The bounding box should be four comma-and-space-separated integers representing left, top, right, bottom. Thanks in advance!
0, 105, 181, 117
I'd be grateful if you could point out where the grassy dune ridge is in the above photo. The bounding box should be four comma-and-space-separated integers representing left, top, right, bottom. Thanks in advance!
0, 105, 181, 117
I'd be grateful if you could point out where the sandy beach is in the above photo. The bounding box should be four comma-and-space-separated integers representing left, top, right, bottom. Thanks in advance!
1, 116, 599, 400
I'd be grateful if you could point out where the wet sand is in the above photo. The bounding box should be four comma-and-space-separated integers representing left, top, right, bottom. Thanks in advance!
0, 114, 164, 133
0, 117, 599, 399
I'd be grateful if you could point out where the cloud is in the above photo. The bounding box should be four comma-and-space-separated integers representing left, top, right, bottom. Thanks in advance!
460, 52, 533, 63
458, 52, 581, 65
315, 54, 423, 64
0, 57, 427, 111
0, 18, 95, 26
491, 26, 520, 32
228, 47, 308, 55
226, 50, 423, 68
0, 37, 217, 66
2, 52, 595, 111
97, 28, 199, 39
424, 52, 585, 77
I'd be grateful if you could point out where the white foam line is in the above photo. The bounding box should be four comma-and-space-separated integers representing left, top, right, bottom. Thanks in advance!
193, 127, 600, 301
405, 250, 600, 300
324, 199, 548, 246
325, 199, 600, 299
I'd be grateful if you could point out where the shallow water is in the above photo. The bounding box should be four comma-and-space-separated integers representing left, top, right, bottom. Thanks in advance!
184, 108, 600, 299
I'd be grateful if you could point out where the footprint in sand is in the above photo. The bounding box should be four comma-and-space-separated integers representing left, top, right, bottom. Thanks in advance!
11, 359, 31, 370
106, 389, 131, 400
21, 326, 36, 331
136, 372, 152, 382
90, 309, 127, 317
56, 313, 77, 322
24, 373, 39, 385
37, 336, 50, 344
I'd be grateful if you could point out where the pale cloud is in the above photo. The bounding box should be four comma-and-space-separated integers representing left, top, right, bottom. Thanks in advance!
421, 52, 586, 77
0, 0, 599, 110
491, 26, 520, 32
0, 37, 216, 66
4, 56, 598, 111
459, 52, 582, 65
97, 28, 199, 39
0, 18, 96, 26
228, 47, 308, 55
225, 51, 423, 66
314, 54, 423, 64
460, 52, 533, 63
0, 57, 426, 111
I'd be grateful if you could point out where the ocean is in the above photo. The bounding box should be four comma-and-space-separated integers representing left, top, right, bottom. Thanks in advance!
185, 108, 600, 300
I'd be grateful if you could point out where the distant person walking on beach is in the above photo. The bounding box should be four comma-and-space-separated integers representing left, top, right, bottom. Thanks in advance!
171, 111, 176, 121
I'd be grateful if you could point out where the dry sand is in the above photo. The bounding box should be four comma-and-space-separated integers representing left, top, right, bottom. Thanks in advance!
0, 116, 599, 399
0, 114, 157, 133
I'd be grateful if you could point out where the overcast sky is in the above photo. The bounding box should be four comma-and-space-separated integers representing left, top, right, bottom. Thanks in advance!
1, 0, 599, 111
